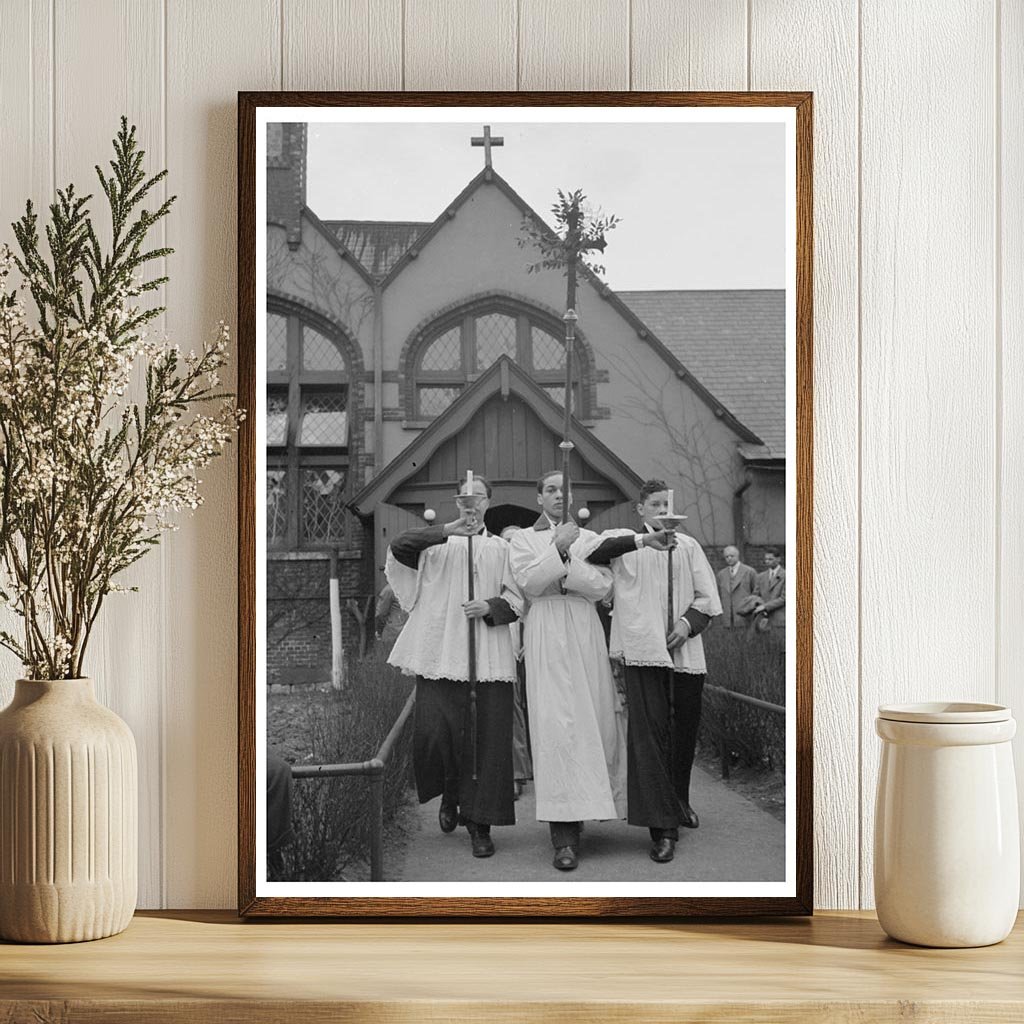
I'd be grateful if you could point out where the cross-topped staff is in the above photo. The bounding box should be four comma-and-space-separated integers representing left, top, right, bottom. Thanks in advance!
519, 189, 619, 523
471, 125, 504, 169
557, 200, 605, 524
655, 492, 688, 775
454, 469, 485, 780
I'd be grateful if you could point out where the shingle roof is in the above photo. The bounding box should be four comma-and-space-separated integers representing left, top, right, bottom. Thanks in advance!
616, 290, 786, 456
324, 220, 431, 278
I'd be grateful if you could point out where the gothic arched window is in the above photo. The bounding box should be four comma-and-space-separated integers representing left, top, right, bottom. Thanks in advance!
411, 303, 586, 419
266, 307, 351, 549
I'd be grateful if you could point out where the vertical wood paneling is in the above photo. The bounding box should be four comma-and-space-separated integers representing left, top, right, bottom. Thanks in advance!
750, 1, 860, 911
164, 0, 280, 908
631, 0, 746, 90
404, 0, 517, 90
283, 0, 401, 90
519, 0, 629, 90
0, 0, 1017, 912
53, 0, 166, 909
860, 1, 997, 908
0, 0, 52, 223
1000, 0, 1024, 899
0, 2, 53, 703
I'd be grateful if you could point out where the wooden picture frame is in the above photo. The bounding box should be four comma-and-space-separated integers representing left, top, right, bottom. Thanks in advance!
238, 91, 813, 917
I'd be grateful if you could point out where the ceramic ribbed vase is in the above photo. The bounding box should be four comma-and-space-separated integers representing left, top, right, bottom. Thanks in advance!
0, 678, 137, 943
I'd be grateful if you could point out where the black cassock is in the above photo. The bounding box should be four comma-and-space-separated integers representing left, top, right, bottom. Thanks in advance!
621, 666, 704, 839
391, 526, 518, 827
588, 532, 711, 840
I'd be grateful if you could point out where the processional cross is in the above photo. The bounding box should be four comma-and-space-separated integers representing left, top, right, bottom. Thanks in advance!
553, 201, 609, 523
471, 125, 504, 169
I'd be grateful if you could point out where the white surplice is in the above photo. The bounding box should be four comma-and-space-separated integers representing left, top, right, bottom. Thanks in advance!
386, 533, 520, 683
600, 528, 722, 673
508, 522, 627, 822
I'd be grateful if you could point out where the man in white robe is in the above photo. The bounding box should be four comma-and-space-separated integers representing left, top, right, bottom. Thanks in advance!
587, 480, 722, 864
507, 471, 634, 872
386, 476, 521, 859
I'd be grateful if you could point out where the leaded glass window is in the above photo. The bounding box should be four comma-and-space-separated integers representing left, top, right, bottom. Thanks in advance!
412, 304, 587, 420
303, 326, 347, 372
299, 391, 348, 446
419, 386, 462, 417
267, 389, 288, 446
475, 312, 517, 368
266, 305, 351, 549
420, 326, 462, 371
267, 469, 288, 543
302, 468, 347, 543
531, 326, 565, 370
267, 313, 288, 372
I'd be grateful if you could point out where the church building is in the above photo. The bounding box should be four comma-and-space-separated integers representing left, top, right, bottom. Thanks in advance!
265, 122, 785, 676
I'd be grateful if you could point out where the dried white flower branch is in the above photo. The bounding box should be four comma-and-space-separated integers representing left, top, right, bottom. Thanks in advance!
0, 118, 242, 679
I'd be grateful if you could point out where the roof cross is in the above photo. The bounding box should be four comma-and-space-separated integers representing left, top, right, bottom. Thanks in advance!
471, 125, 504, 169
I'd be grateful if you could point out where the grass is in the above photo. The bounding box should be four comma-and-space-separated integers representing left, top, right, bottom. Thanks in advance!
268, 648, 414, 882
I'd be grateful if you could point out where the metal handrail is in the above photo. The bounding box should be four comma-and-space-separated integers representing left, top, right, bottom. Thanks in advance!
704, 683, 784, 780
704, 683, 785, 716
291, 690, 416, 881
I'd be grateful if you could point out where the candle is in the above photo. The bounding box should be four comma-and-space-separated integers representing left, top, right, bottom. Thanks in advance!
667, 489, 674, 516
466, 469, 473, 494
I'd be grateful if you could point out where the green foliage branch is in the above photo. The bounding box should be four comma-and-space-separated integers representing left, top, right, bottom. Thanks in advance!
0, 118, 241, 679
517, 187, 620, 278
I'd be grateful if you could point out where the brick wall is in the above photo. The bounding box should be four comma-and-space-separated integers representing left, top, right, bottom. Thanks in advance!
266, 524, 376, 682
267, 122, 306, 249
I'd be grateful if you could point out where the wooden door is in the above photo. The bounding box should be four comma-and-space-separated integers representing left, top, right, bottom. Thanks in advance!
586, 500, 638, 533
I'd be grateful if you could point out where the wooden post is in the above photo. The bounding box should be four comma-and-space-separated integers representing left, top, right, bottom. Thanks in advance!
667, 544, 676, 770
368, 762, 384, 881
467, 532, 478, 781
329, 549, 344, 690
559, 210, 579, 526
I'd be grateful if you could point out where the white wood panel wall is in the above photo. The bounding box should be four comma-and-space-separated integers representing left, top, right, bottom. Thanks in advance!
0, 0, 1018, 911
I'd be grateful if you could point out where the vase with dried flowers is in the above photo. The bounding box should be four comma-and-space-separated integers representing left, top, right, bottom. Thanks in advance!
0, 119, 240, 943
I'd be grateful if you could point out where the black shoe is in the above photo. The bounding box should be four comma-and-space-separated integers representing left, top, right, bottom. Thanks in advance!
553, 846, 578, 871
467, 822, 494, 858
438, 796, 458, 834
678, 801, 699, 829
650, 837, 676, 863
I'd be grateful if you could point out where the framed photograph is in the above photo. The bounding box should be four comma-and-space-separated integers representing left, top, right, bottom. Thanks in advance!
238, 91, 812, 917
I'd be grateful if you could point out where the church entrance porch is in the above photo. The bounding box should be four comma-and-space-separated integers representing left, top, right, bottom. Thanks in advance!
352, 356, 646, 591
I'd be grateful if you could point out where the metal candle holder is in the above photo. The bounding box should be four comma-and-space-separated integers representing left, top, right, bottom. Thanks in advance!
652, 512, 687, 772
454, 489, 486, 780
652, 514, 688, 534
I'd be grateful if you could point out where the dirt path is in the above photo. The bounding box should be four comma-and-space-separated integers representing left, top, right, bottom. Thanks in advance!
387, 764, 785, 882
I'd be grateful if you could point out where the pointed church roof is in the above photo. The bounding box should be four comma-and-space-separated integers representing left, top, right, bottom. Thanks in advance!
315, 168, 777, 451
618, 290, 786, 456
324, 220, 431, 278
349, 355, 645, 514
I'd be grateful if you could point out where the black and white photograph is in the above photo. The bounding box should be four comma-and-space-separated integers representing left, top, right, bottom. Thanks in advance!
247, 100, 804, 910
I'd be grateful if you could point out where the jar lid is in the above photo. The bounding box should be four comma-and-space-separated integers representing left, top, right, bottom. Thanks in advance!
877, 701, 1011, 724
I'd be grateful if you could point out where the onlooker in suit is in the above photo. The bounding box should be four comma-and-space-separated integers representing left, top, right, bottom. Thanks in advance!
751, 548, 786, 638
715, 546, 758, 629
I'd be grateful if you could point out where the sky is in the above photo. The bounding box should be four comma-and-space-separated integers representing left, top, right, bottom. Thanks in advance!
305, 121, 786, 292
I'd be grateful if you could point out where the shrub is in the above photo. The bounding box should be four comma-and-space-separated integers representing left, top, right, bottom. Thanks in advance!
699, 627, 786, 776
273, 649, 414, 882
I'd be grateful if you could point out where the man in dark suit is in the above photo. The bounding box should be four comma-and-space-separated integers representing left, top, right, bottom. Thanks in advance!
751, 548, 786, 639
715, 545, 758, 629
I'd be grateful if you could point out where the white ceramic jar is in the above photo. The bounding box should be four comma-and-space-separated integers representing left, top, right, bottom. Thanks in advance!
874, 702, 1019, 947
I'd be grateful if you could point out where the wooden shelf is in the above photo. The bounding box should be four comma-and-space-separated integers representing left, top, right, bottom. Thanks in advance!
2, 910, 1022, 1022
